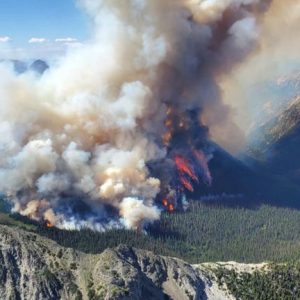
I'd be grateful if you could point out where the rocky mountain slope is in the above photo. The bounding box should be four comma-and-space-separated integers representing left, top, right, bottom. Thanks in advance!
247, 94, 300, 187
0, 224, 247, 300
248, 70, 300, 132
250, 95, 300, 152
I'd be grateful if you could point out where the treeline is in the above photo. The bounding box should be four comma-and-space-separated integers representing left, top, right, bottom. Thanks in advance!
148, 201, 300, 263
215, 263, 300, 299
9, 201, 300, 263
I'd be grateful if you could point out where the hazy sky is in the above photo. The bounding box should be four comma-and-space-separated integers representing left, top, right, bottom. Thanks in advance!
0, 0, 88, 59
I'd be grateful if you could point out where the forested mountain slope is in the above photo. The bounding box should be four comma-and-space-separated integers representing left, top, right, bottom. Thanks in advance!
3, 201, 300, 264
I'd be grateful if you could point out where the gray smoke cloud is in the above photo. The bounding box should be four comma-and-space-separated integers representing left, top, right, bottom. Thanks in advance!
0, 0, 271, 230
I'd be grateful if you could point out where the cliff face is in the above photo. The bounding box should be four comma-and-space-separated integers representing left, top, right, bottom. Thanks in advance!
0, 225, 80, 300
0, 224, 235, 300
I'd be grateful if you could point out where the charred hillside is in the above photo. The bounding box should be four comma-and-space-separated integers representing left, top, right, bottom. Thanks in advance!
191, 144, 300, 209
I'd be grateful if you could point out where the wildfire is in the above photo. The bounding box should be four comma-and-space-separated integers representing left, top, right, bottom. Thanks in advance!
175, 155, 198, 182
161, 106, 212, 211
162, 198, 168, 207
165, 119, 173, 128
162, 106, 190, 147
168, 203, 175, 212
162, 198, 175, 212
163, 113, 174, 146
162, 131, 172, 146
45, 220, 54, 228
179, 176, 194, 192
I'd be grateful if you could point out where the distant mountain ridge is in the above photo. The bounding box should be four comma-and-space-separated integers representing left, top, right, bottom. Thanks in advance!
0, 59, 49, 75
249, 70, 300, 128
249, 95, 300, 152
247, 93, 300, 186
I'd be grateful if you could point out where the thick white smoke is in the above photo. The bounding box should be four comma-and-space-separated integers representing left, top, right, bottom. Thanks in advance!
0, 0, 271, 230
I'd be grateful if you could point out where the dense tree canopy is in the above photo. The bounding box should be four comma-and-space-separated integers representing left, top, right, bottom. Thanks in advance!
6, 201, 300, 264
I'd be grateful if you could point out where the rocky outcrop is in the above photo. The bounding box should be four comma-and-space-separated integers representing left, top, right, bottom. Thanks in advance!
0, 225, 80, 299
0, 224, 238, 300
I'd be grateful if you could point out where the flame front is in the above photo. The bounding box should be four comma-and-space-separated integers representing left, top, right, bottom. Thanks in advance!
158, 106, 213, 213
45, 220, 54, 228
161, 198, 175, 212
175, 155, 198, 182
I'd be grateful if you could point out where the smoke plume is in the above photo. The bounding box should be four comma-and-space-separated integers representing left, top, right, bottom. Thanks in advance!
219, 0, 300, 135
0, 0, 271, 230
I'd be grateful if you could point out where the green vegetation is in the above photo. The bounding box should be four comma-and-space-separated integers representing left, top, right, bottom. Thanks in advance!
149, 202, 300, 263
215, 263, 300, 300
40, 267, 58, 284
2, 201, 300, 264
0, 212, 36, 231
67, 282, 81, 298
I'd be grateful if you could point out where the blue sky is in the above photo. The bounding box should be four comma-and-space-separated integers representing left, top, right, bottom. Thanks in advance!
0, 0, 89, 59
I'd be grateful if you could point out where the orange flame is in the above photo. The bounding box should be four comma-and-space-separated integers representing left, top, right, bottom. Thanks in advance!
162, 198, 168, 207
165, 119, 173, 128
45, 220, 54, 228
162, 131, 172, 146
179, 176, 194, 192
168, 204, 175, 212
162, 198, 175, 212
175, 155, 198, 182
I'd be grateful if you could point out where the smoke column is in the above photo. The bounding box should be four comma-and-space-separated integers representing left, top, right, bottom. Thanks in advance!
0, 0, 271, 230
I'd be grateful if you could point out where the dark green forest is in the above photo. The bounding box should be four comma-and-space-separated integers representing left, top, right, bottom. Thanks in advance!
215, 263, 300, 300
5, 200, 300, 264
